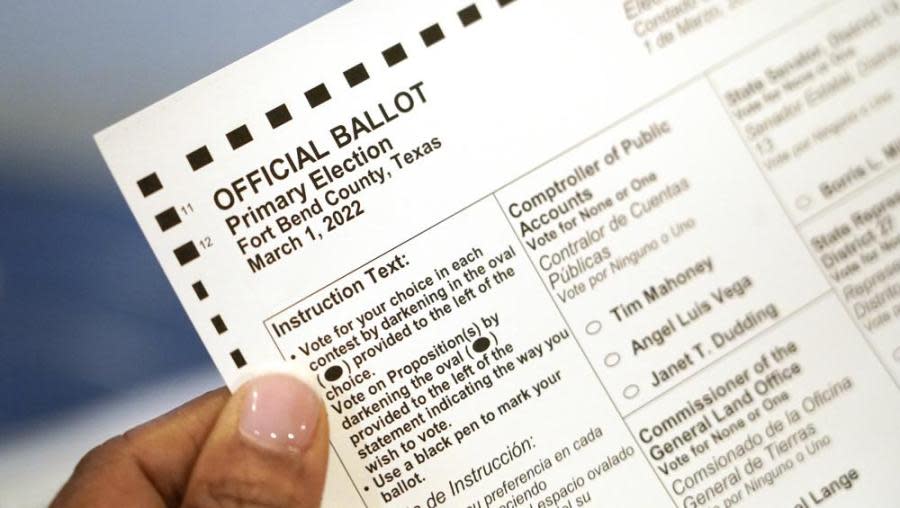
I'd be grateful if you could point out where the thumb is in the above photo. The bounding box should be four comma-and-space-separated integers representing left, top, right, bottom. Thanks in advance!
180, 373, 329, 508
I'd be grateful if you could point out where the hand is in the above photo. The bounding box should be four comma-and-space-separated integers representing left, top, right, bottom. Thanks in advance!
52, 374, 329, 508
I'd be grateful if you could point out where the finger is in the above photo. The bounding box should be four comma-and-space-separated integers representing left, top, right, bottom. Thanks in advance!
180, 374, 329, 508
52, 388, 230, 508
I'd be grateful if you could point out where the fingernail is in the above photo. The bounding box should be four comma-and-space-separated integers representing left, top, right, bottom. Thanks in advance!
239, 374, 320, 454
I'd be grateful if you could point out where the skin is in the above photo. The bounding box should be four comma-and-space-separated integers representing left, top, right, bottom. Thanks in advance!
51, 382, 329, 508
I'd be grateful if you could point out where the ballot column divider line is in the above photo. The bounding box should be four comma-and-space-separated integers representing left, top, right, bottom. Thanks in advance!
489, 193, 681, 508
329, 441, 371, 508
703, 73, 900, 391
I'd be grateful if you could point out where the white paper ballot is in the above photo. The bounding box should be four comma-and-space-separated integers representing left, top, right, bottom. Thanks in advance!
96, 0, 900, 506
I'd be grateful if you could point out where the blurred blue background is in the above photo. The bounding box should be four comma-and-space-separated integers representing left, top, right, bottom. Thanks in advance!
0, 1, 347, 503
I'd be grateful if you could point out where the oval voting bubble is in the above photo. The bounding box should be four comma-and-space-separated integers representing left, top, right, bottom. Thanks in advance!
324, 365, 344, 382
623, 384, 640, 399
604, 352, 621, 367
585, 320, 603, 335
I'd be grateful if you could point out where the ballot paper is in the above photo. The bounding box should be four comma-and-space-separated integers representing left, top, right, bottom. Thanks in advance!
96, 0, 900, 506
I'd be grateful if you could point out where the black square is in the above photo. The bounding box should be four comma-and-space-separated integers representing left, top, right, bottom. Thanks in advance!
192, 281, 208, 300
230, 349, 247, 369
420, 24, 445, 47
305, 84, 331, 108
266, 104, 292, 129
226, 125, 253, 150
343, 63, 369, 88
155, 207, 181, 232
211, 315, 227, 334
498, 0, 516, 6
174, 241, 200, 266
382, 43, 407, 66
187, 146, 213, 171
137, 173, 163, 197
458, 5, 482, 26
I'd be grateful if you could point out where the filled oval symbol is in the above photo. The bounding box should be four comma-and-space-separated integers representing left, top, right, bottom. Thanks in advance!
473, 337, 491, 353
